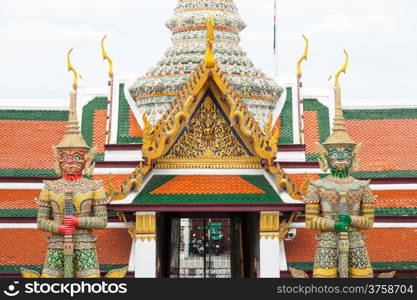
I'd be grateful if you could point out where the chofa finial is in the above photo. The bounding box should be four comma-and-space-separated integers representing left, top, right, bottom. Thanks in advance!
297, 35, 309, 79
101, 35, 114, 79
335, 49, 349, 88
67, 48, 82, 91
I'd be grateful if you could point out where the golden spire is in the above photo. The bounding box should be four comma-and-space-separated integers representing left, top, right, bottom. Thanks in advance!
67, 48, 82, 90
101, 35, 114, 79
297, 35, 309, 79
323, 50, 356, 147
335, 49, 349, 87
56, 49, 89, 149
205, 15, 216, 68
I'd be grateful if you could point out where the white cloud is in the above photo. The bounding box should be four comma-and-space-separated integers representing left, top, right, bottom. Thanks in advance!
0, 0, 416, 106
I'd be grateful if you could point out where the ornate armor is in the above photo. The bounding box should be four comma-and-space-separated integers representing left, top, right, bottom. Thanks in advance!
305, 176, 375, 278
36, 179, 110, 278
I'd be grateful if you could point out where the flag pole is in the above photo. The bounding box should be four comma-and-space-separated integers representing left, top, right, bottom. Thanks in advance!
274, 0, 279, 77
297, 35, 309, 145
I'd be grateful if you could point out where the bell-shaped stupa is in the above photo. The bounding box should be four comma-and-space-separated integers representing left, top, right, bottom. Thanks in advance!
129, 0, 284, 126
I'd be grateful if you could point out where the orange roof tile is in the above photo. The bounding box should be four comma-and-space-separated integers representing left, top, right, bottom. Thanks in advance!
0, 190, 39, 209
0, 175, 131, 212
366, 228, 417, 262
0, 229, 48, 266
304, 111, 320, 154
286, 173, 320, 192
0, 120, 66, 170
346, 119, 417, 171
374, 190, 417, 208
285, 229, 317, 262
274, 116, 281, 136
150, 175, 266, 195
92, 110, 107, 153
129, 110, 142, 138
0, 228, 130, 266
92, 174, 132, 194
285, 228, 417, 263
95, 228, 131, 265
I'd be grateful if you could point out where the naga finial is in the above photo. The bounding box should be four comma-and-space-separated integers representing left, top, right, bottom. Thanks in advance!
297, 35, 309, 79
101, 35, 114, 79
67, 48, 82, 91
335, 49, 349, 87
205, 15, 216, 68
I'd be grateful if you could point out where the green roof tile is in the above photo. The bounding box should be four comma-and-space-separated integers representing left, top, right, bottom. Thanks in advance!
0, 110, 68, 121
0, 209, 117, 218
278, 87, 294, 144
351, 170, 417, 179
0, 264, 127, 273
288, 261, 417, 271
0, 169, 56, 178
132, 175, 283, 205
0, 209, 38, 218
81, 97, 108, 161
117, 84, 143, 144
343, 109, 417, 120
317, 170, 417, 179
375, 207, 417, 216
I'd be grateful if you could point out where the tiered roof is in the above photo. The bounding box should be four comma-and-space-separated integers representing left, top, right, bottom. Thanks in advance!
129, 0, 283, 127
0, 110, 68, 177
131, 175, 283, 207
303, 102, 417, 178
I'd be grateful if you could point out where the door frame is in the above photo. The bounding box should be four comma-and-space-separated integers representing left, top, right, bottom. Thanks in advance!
156, 212, 260, 278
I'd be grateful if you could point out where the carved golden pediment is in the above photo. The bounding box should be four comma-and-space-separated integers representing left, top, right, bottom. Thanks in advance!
158, 96, 261, 169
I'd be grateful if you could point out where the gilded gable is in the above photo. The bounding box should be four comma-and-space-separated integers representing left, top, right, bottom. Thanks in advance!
157, 95, 261, 169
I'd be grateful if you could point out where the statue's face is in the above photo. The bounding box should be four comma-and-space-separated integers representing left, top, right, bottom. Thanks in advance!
326, 147, 353, 173
58, 149, 87, 175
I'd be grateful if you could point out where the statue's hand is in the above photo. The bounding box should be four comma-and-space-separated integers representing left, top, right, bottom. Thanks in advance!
334, 222, 349, 232
64, 216, 80, 227
337, 214, 352, 226
58, 225, 76, 235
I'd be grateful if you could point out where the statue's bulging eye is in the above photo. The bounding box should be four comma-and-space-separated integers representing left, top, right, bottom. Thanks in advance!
61, 156, 67, 161
332, 153, 338, 158
344, 152, 350, 158
74, 156, 80, 162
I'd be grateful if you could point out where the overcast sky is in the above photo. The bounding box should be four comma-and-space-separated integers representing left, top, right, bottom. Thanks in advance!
0, 0, 416, 107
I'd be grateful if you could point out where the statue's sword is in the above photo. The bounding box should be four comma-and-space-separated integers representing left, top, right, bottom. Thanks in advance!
63, 191, 75, 278
337, 191, 349, 278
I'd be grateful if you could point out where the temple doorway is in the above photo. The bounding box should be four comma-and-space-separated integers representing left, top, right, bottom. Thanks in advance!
170, 218, 231, 278
156, 213, 260, 278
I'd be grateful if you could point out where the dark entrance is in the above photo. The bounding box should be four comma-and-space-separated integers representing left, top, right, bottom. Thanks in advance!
156, 213, 260, 278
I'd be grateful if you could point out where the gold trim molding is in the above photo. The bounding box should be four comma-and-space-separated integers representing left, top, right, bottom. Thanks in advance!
260, 212, 280, 240
136, 214, 156, 241
156, 157, 262, 169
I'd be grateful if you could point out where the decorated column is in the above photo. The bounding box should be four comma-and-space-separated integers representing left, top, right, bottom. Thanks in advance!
134, 212, 156, 278
259, 212, 281, 278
